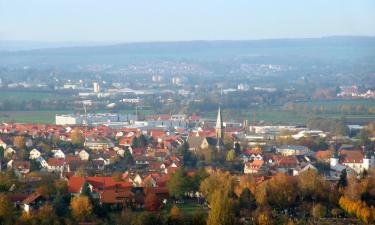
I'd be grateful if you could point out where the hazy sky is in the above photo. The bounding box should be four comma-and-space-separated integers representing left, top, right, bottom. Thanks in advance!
1, 0, 375, 42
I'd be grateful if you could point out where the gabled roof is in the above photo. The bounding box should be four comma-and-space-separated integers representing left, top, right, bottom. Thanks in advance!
340, 150, 364, 163
68, 176, 132, 193
22, 192, 43, 204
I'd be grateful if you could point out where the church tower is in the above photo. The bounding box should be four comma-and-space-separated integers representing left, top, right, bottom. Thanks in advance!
215, 107, 224, 150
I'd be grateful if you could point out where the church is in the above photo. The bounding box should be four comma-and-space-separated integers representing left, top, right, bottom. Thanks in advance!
187, 107, 225, 151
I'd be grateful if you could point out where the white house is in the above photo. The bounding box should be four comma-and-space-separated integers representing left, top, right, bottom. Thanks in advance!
0, 139, 7, 149
47, 158, 65, 172
36, 156, 49, 168
29, 149, 41, 160
277, 145, 310, 156
4, 147, 16, 158
244, 160, 266, 174
78, 150, 90, 161
52, 149, 66, 159
330, 150, 375, 174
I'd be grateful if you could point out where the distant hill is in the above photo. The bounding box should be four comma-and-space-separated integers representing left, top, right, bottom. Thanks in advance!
0, 36, 374, 68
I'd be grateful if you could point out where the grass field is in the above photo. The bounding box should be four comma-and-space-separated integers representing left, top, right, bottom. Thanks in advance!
0, 90, 69, 101
163, 203, 207, 215
204, 99, 375, 124
0, 111, 71, 124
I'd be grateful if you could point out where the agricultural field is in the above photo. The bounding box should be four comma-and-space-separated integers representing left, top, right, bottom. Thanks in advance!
0, 90, 69, 101
0, 111, 70, 124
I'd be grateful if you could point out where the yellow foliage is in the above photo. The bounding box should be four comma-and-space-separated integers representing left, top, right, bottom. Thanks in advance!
339, 196, 374, 224
70, 195, 92, 221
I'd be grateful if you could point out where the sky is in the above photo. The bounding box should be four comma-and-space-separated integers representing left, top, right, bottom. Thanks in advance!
0, 0, 375, 42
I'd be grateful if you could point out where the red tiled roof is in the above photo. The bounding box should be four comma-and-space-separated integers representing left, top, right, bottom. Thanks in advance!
68, 176, 132, 194
340, 150, 364, 163
47, 158, 65, 166
315, 150, 332, 159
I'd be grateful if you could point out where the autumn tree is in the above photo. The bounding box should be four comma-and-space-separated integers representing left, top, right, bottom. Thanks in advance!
226, 149, 235, 161
298, 169, 322, 200
167, 204, 182, 225
0, 193, 13, 223
267, 173, 297, 208
14, 136, 26, 149
207, 190, 235, 225
200, 170, 235, 203
311, 203, 326, 221
70, 195, 93, 221
144, 193, 162, 211
36, 203, 58, 225
71, 128, 85, 146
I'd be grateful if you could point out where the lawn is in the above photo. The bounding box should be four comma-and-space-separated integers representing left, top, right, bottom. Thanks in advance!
163, 202, 207, 215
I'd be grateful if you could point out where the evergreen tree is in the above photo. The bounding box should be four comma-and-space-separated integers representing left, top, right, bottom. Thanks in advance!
337, 169, 347, 188
239, 188, 256, 210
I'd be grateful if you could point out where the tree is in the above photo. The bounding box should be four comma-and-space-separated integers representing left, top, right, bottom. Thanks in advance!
267, 173, 297, 208
36, 203, 58, 225
123, 149, 134, 165
0, 193, 13, 223
239, 188, 256, 210
223, 135, 234, 151
190, 168, 208, 192
170, 204, 180, 218
0, 146, 4, 159
200, 171, 235, 203
312, 204, 326, 221
70, 195, 93, 221
53, 192, 69, 217
167, 170, 191, 199
207, 190, 235, 225
298, 169, 321, 200
167, 204, 182, 225
337, 169, 348, 188
226, 149, 235, 161
80, 181, 92, 197
144, 193, 162, 211
14, 136, 26, 149
71, 128, 85, 146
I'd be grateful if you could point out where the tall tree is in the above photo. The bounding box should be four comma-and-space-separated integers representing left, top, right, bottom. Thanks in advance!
70, 195, 93, 221
0, 193, 13, 223
239, 188, 256, 210
337, 169, 348, 189
267, 173, 297, 208
200, 171, 235, 203
207, 190, 235, 225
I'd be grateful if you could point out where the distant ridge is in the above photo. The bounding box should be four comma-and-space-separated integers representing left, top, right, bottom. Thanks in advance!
1, 36, 374, 52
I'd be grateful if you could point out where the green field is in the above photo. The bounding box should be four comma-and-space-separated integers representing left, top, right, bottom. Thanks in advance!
0, 111, 70, 124
163, 203, 207, 215
0, 90, 69, 101
207, 99, 375, 124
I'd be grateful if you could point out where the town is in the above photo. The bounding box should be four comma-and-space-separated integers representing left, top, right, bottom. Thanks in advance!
1, 1, 375, 224
0, 105, 375, 224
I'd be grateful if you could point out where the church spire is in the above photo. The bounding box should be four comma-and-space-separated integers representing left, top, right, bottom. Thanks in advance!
215, 107, 224, 150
